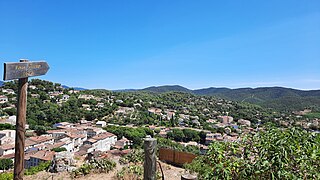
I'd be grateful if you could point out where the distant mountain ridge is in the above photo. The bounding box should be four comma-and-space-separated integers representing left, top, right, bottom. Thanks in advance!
121, 85, 320, 111
62, 85, 87, 91
2, 79, 320, 111
141, 85, 192, 93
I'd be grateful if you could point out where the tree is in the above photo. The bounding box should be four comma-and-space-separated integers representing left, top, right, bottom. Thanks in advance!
3, 108, 16, 116
154, 128, 160, 134
0, 159, 13, 170
199, 131, 207, 144
171, 129, 185, 142
0, 123, 15, 130
183, 129, 200, 142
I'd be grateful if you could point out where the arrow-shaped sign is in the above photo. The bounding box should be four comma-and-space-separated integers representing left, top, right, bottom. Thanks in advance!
3, 61, 50, 81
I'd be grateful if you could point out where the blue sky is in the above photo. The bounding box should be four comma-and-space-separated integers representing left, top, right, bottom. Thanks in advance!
0, 0, 319, 90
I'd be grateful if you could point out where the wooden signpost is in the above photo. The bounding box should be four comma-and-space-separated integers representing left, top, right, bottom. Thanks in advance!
3, 59, 49, 180
3, 61, 49, 81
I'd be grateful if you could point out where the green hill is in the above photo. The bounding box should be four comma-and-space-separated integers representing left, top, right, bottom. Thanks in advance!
135, 86, 320, 111
141, 85, 192, 93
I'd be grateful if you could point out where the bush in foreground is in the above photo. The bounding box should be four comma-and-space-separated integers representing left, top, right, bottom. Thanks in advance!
185, 127, 320, 179
71, 158, 116, 178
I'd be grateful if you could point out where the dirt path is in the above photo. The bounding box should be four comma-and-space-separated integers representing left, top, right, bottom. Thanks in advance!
24, 158, 187, 180
158, 161, 186, 180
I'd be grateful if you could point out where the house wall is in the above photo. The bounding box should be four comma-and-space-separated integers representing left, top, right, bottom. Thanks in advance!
92, 136, 117, 152
0, 147, 15, 156
62, 142, 74, 152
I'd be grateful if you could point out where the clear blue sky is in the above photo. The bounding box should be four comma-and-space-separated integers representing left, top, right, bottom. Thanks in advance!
1, 0, 319, 90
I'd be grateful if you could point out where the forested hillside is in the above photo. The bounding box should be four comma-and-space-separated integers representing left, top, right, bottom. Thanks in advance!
1, 79, 319, 133
0, 79, 279, 130
125, 85, 320, 112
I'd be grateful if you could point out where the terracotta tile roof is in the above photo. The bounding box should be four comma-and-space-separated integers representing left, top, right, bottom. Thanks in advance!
91, 132, 116, 141
46, 129, 66, 134
0, 143, 15, 150
66, 133, 86, 139
113, 145, 123, 149
75, 150, 87, 156
87, 139, 97, 143
87, 127, 104, 132
79, 144, 92, 151
30, 150, 55, 161
117, 137, 129, 143
0, 153, 15, 159
28, 136, 53, 143
85, 132, 115, 144
108, 149, 131, 156
34, 144, 47, 149
45, 141, 66, 150
24, 151, 38, 160
25, 139, 38, 147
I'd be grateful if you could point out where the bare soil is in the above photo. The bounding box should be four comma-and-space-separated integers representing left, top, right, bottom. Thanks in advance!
24, 158, 186, 180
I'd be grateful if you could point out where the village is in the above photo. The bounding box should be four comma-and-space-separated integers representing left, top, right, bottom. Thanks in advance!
0, 110, 256, 171
0, 81, 260, 172
0, 80, 319, 179
1, 1, 320, 178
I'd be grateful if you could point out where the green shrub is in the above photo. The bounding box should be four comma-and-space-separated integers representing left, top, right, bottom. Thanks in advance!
117, 165, 143, 180
185, 127, 320, 179
24, 161, 51, 176
0, 159, 13, 170
0, 161, 51, 180
51, 147, 67, 152
119, 149, 144, 165
0, 172, 13, 180
71, 158, 116, 178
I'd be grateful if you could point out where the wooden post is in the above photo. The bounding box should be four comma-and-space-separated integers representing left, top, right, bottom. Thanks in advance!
144, 137, 157, 180
14, 59, 28, 180
3, 59, 49, 180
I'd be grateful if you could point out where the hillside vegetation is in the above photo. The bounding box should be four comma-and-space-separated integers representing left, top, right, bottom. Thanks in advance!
1, 79, 319, 131
133, 85, 320, 112
185, 126, 320, 179
2, 81, 319, 111
0, 79, 278, 129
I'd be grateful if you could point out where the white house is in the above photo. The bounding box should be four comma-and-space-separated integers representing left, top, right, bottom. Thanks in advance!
114, 137, 131, 149
78, 94, 95, 100
96, 103, 104, 108
2, 89, 15, 95
53, 122, 73, 129
0, 130, 15, 145
46, 129, 67, 139
28, 150, 55, 167
62, 95, 70, 101
66, 133, 87, 152
86, 127, 106, 138
96, 121, 107, 128
0, 95, 8, 104
84, 132, 117, 152
69, 90, 80, 94
0, 144, 15, 156
24, 136, 54, 151
29, 85, 37, 90
47, 140, 74, 152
